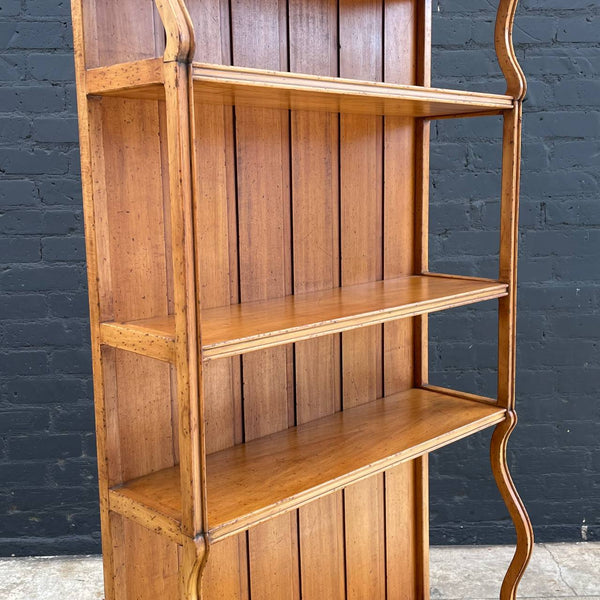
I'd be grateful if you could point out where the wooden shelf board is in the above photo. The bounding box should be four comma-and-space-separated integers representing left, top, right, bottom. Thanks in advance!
98, 275, 506, 361
99, 315, 175, 362
201, 275, 507, 359
84, 59, 513, 117
108, 468, 182, 544
109, 388, 505, 542
192, 63, 514, 118
86, 58, 165, 99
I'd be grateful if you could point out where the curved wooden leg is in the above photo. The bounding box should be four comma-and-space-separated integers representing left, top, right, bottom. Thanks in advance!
490, 411, 534, 600
180, 536, 209, 600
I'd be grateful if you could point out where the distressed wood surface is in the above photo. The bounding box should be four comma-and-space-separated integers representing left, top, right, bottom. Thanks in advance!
72, 0, 531, 597
110, 388, 505, 541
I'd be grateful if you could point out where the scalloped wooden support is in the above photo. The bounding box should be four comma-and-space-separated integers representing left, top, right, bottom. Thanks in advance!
181, 536, 208, 600
495, 0, 527, 100
154, 0, 195, 62
490, 412, 534, 600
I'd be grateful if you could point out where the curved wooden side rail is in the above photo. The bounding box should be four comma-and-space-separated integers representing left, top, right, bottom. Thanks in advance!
154, 0, 195, 62
181, 536, 208, 600
495, 0, 527, 100
490, 411, 534, 600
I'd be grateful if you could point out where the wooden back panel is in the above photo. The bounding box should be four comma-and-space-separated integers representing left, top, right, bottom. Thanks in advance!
190, 0, 428, 596
80, 0, 164, 68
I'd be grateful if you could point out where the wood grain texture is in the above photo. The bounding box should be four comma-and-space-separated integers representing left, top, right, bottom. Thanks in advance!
88, 59, 514, 116
495, 0, 527, 100
162, 61, 204, 542
338, 0, 391, 576
288, 0, 344, 597
498, 106, 522, 412
72, 0, 531, 597
81, 0, 162, 68
191, 64, 514, 117
100, 275, 506, 362
230, 0, 299, 597
494, 101, 533, 600
490, 412, 534, 599
190, 0, 248, 595
110, 388, 505, 542
86, 58, 164, 97
100, 317, 176, 362
70, 3, 117, 596
381, 1, 424, 597
110, 514, 180, 600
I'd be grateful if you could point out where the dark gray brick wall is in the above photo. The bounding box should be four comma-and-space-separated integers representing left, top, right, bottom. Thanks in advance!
0, 0, 598, 556
428, 0, 599, 545
0, 0, 97, 556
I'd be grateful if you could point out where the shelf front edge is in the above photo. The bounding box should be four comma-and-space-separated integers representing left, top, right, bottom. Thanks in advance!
109, 485, 182, 544
193, 62, 514, 118
206, 393, 506, 541
106, 390, 506, 545
202, 279, 507, 361
99, 319, 176, 363
86, 58, 165, 98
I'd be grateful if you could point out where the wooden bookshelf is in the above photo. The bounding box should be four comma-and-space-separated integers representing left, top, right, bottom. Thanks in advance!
71, 0, 533, 598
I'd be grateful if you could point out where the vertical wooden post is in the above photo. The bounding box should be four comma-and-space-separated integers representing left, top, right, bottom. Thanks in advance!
162, 59, 204, 542
69, 2, 122, 597
415, 2, 432, 597
492, 101, 534, 600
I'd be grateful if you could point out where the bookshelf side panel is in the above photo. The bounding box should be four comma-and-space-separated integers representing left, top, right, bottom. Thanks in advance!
78, 0, 164, 68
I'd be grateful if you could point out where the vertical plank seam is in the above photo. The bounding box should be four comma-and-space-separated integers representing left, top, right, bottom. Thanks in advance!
342, 488, 348, 599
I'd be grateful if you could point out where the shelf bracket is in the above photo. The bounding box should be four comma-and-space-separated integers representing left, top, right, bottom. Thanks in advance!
490, 411, 534, 600
495, 0, 527, 100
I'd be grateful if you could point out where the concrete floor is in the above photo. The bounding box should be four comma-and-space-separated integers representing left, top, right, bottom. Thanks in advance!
0, 543, 598, 599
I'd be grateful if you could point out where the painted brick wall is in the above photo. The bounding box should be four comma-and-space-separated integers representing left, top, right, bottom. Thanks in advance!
0, 0, 598, 556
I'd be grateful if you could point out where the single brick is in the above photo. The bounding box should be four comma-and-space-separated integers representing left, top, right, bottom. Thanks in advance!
49, 349, 93, 375
33, 117, 79, 143
0, 53, 26, 81
0, 237, 40, 263
0, 149, 70, 176
526, 111, 600, 138
550, 141, 600, 169
14, 85, 65, 112
0, 409, 50, 434
0, 0, 20, 17
0, 180, 38, 207
48, 292, 90, 318
7, 435, 82, 460
27, 1, 72, 17
0, 209, 43, 235
0, 294, 47, 319
0, 351, 49, 375
41, 210, 82, 235
38, 179, 82, 206
558, 16, 600, 43
0, 116, 31, 140
0, 264, 85, 292
42, 236, 85, 262
52, 405, 95, 432
2, 377, 87, 405
28, 53, 75, 81
1, 320, 88, 348
0, 462, 46, 485
0, 21, 66, 50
